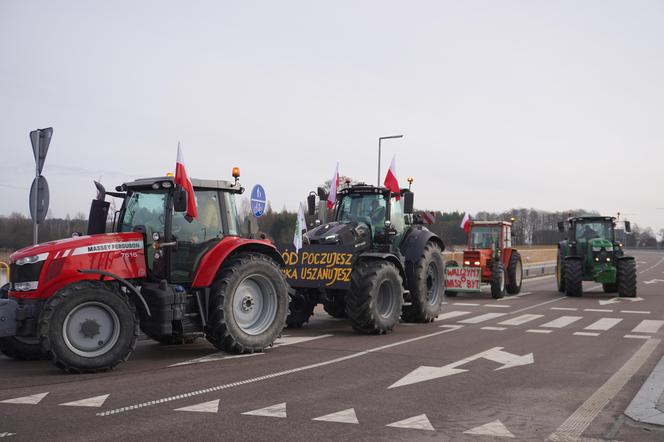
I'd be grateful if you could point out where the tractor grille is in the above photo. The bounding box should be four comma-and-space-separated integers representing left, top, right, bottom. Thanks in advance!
10, 262, 44, 284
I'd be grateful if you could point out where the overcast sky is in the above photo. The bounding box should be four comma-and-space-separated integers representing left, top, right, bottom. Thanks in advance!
1, 1, 662, 232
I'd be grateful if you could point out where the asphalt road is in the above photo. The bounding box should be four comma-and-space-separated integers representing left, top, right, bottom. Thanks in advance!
2, 251, 664, 441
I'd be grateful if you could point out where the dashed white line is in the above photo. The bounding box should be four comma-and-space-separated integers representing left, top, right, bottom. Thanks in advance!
551, 307, 578, 311
435, 311, 471, 321
620, 310, 650, 315
574, 332, 601, 337
624, 335, 651, 340
453, 303, 480, 307
540, 316, 583, 329
481, 326, 507, 331
484, 304, 511, 308
458, 312, 507, 324
527, 329, 552, 334
584, 309, 614, 313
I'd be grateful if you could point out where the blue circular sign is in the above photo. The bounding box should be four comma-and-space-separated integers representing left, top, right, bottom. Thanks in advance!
251, 184, 267, 218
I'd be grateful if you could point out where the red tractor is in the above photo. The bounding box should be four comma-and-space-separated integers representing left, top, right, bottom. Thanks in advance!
445, 221, 522, 299
0, 170, 289, 373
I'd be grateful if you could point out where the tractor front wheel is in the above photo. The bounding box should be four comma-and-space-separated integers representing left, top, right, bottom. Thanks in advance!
286, 291, 316, 328
564, 259, 583, 297
444, 260, 459, 297
490, 262, 506, 299
402, 242, 444, 323
556, 251, 566, 293
346, 260, 403, 334
506, 252, 523, 295
617, 259, 637, 298
206, 253, 289, 353
39, 281, 138, 373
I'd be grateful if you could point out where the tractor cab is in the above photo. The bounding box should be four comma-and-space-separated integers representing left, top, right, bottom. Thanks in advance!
464, 221, 513, 271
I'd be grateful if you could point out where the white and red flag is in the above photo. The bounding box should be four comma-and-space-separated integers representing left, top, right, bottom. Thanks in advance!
175, 142, 198, 220
327, 162, 340, 209
383, 154, 400, 200
460, 212, 471, 233
421, 211, 436, 225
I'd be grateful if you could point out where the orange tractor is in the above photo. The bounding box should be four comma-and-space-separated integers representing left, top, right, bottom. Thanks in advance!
445, 221, 522, 299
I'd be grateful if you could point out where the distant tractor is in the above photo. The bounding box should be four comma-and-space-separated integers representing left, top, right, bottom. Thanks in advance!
283, 182, 446, 334
556, 216, 636, 297
0, 170, 289, 373
445, 221, 522, 299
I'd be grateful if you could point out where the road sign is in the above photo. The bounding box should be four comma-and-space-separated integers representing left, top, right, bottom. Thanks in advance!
251, 184, 267, 218
445, 266, 481, 292
29, 176, 49, 224
30, 127, 53, 174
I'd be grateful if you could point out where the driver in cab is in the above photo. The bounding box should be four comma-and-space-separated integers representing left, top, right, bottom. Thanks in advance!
368, 200, 386, 225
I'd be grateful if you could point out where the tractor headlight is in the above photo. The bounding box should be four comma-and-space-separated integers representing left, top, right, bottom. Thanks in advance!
464, 260, 471, 266
324, 234, 338, 242
15, 254, 47, 266
13, 281, 38, 291
595, 257, 600, 262
606, 257, 611, 262
474, 261, 481, 266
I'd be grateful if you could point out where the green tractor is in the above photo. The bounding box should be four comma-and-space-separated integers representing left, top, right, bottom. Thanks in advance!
556, 216, 636, 297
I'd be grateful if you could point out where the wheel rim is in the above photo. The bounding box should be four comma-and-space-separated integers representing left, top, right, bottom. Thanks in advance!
425, 262, 440, 305
62, 301, 120, 358
233, 274, 278, 336
500, 269, 506, 292
515, 261, 522, 286
376, 280, 396, 319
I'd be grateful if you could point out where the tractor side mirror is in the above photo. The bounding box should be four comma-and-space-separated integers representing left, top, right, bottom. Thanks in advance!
403, 192, 414, 214
557, 221, 565, 233
624, 221, 631, 233
173, 188, 188, 212
307, 193, 316, 216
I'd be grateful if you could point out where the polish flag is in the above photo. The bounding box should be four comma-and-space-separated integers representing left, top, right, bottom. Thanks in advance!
460, 212, 471, 233
175, 142, 198, 220
327, 162, 340, 209
383, 154, 400, 200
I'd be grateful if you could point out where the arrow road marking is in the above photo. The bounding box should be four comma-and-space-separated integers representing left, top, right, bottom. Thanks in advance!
60, 394, 109, 408
175, 399, 220, 413
464, 420, 515, 438
242, 402, 287, 418
0, 433, 15, 438
386, 414, 435, 431
388, 347, 534, 389
312, 408, 359, 424
644, 279, 664, 285
599, 297, 643, 306
0, 393, 48, 405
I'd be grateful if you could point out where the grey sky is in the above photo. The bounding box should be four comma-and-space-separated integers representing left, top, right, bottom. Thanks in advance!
1, 1, 662, 232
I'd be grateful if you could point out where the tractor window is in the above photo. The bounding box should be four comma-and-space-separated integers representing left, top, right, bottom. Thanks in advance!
170, 190, 223, 283
337, 194, 386, 234
575, 222, 612, 242
470, 226, 501, 249
223, 191, 240, 236
504, 226, 512, 248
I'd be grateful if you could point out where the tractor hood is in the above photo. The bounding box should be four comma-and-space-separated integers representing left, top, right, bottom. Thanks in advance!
304, 221, 371, 248
587, 238, 613, 250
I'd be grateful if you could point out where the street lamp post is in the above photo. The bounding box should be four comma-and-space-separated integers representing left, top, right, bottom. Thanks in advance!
377, 135, 403, 186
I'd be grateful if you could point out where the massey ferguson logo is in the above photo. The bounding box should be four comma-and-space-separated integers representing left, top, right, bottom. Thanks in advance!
72, 241, 144, 256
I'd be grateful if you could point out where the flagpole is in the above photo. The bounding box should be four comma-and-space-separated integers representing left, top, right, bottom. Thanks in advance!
377, 135, 403, 186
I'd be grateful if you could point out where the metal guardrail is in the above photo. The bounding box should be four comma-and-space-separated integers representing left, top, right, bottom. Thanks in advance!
0, 261, 8, 286
523, 260, 556, 278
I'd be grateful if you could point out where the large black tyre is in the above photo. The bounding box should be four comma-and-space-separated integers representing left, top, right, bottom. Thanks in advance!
617, 258, 637, 298
602, 283, 618, 293
444, 260, 459, 297
286, 291, 316, 328
556, 251, 566, 293
206, 253, 289, 353
39, 281, 139, 373
345, 260, 403, 334
402, 242, 444, 323
490, 262, 506, 299
323, 291, 347, 319
506, 252, 523, 295
0, 336, 47, 360
564, 259, 583, 297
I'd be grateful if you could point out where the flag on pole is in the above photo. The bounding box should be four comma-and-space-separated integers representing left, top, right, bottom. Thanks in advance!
460, 212, 471, 233
327, 162, 340, 209
421, 211, 436, 225
383, 154, 400, 200
293, 202, 307, 252
175, 142, 198, 220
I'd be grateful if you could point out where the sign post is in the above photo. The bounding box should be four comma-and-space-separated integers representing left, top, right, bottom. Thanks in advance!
29, 127, 53, 245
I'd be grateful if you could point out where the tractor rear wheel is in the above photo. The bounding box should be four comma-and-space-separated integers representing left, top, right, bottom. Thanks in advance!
346, 260, 403, 334
402, 242, 444, 323
617, 258, 637, 298
506, 252, 523, 295
0, 336, 47, 360
602, 283, 618, 293
206, 253, 289, 353
490, 262, 506, 299
564, 259, 583, 297
444, 260, 459, 297
286, 290, 316, 328
323, 291, 347, 319
39, 281, 138, 373
556, 251, 566, 293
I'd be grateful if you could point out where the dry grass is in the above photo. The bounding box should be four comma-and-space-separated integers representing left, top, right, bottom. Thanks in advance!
0, 249, 11, 264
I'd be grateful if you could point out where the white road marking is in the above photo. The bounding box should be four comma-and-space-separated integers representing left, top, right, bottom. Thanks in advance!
169, 352, 262, 367
621, 310, 650, 314
386, 414, 435, 431
527, 329, 552, 334
484, 304, 511, 308
242, 402, 287, 418
273, 334, 334, 347
464, 419, 515, 438
389, 347, 533, 388
60, 394, 109, 408
481, 326, 507, 331
632, 320, 664, 334
551, 307, 578, 311
312, 408, 359, 424
0, 392, 48, 405
499, 314, 543, 326
0, 433, 16, 438
434, 311, 471, 321
624, 335, 651, 340
599, 297, 643, 306
98, 325, 464, 417
643, 279, 664, 285
541, 316, 583, 329
584, 318, 623, 331
584, 309, 614, 313
453, 303, 480, 306
574, 332, 600, 337
174, 399, 220, 413
458, 313, 507, 324
549, 338, 660, 441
